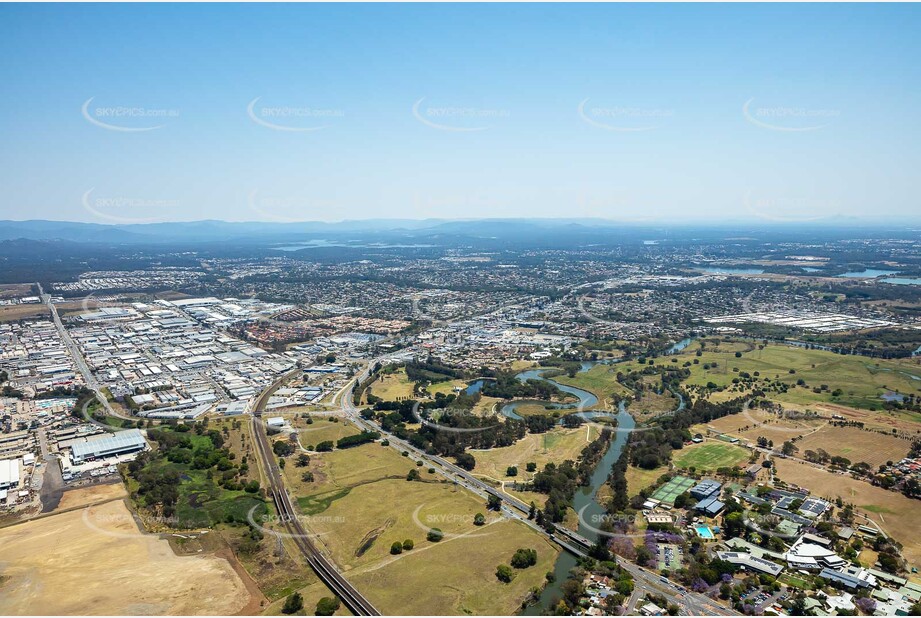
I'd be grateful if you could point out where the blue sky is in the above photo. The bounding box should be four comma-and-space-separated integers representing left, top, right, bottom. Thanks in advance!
0, 3, 919, 224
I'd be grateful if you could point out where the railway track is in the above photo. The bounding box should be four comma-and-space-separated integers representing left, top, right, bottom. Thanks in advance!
251, 372, 379, 616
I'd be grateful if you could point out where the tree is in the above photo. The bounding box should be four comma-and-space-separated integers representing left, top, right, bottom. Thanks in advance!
296, 453, 311, 467
487, 494, 502, 511
455, 452, 476, 471
390, 541, 403, 555
244, 480, 260, 493
526, 462, 537, 472
402, 539, 413, 550
496, 564, 515, 583
510, 548, 538, 569
506, 465, 518, 477
315, 597, 340, 616
406, 468, 420, 481
282, 592, 303, 615
474, 512, 486, 526
427, 528, 444, 542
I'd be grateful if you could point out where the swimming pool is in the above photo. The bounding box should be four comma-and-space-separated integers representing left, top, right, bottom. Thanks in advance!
695, 526, 715, 539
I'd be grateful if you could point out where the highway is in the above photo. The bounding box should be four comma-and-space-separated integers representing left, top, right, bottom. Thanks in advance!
250, 369, 380, 616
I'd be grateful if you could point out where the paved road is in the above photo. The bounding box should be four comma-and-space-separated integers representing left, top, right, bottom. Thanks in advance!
37, 283, 131, 420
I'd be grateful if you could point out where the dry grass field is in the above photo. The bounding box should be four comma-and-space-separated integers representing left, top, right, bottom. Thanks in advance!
471, 425, 600, 483
0, 304, 50, 322
794, 426, 912, 467
0, 500, 252, 615
366, 368, 415, 402
773, 458, 921, 569
348, 519, 559, 616
286, 437, 559, 614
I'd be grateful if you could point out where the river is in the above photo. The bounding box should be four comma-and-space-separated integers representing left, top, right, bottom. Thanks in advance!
485, 361, 632, 614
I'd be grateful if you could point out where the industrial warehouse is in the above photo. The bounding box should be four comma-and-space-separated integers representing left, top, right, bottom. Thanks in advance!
68, 429, 147, 465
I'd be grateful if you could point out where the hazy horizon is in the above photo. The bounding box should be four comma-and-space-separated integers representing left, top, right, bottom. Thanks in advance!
1, 3, 919, 225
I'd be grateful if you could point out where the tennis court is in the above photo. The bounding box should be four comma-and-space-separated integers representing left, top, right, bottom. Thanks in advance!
650, 475, 696, 505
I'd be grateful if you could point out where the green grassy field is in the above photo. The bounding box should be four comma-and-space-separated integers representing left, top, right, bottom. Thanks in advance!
637, 340, 921, 411
672, 442, 750, 472
552, 364, 632, 406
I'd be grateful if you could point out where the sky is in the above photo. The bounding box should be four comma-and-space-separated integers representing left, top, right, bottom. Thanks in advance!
0, 3, 919, 225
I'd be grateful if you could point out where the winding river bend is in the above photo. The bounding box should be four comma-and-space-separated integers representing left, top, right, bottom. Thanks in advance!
501, 362, 634, 614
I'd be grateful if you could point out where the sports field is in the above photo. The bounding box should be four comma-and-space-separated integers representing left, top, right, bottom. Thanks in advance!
673, 442, 750, 471
650, 475, 696, 505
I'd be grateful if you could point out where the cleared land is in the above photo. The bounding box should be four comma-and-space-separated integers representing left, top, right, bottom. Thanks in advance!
0, 283, 34, 299
54, 482, 127, 512
0, 304, 50, 322
0, 500, 252, 615
773, 458, 921, 569
673, 442, 750, 471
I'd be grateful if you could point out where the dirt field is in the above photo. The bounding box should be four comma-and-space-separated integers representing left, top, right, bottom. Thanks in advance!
0, 500, 252, 615
54, 482, 127, 512
773, 458, 921, 569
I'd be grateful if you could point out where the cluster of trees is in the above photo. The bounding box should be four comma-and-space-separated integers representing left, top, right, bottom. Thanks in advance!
126, 423, 259, 521
336, 430, 380, 449
525, 429, 613, 529
481, 371, 568, 401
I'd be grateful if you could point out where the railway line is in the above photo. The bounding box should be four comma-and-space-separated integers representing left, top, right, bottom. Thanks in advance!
250, 370, 379, 617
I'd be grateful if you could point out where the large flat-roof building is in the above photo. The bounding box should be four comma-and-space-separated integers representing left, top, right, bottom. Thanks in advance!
0, 458, 21, 490
690, 479, 721, 500
70, 429, 147, 464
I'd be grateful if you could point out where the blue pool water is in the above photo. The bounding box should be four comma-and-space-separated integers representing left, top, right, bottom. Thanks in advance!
696, 526, 715, 539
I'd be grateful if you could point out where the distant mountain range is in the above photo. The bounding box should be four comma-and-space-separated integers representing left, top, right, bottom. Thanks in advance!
0, 217, 912, 245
